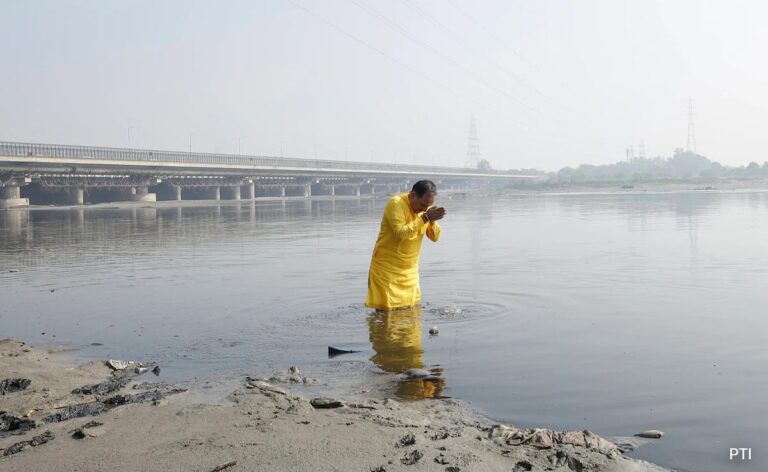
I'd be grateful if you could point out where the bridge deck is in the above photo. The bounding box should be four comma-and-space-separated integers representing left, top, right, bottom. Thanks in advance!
1, 141, 531, 180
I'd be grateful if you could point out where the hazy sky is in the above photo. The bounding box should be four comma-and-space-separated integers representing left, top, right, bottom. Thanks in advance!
1, 0, 766, 171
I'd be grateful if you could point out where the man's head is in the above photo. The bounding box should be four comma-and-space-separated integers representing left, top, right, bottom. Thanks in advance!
408, 180, 437, 213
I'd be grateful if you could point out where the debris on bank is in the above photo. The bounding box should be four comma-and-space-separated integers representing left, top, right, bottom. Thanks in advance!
1, 379, 32, 395
2, 431, 54, 457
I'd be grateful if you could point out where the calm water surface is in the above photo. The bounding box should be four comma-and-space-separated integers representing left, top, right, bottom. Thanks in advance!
2, 192, 767, 472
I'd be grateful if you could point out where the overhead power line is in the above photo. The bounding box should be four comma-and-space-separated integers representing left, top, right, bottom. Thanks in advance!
287, 0, 531, 127
399, 0, 552, 106
350, 0, 546, 119
444, 0, 594, 122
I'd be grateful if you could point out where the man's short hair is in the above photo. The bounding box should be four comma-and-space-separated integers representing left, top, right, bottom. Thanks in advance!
411, 180, 437, 197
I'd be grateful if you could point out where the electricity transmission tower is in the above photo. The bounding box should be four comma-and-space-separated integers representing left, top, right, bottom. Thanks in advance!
686, 98, 696, 153
465, 115, 481, 168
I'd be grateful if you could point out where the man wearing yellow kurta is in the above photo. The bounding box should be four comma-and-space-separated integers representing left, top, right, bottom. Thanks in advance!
366, 180, 446, 311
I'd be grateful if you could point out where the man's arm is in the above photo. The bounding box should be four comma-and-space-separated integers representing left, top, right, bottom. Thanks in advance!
386, 199, 426, 240
425, 206, 445, 242
426, 221, 441, 242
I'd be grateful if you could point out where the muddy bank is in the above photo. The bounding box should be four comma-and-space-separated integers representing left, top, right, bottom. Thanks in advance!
0, 339, 667, 471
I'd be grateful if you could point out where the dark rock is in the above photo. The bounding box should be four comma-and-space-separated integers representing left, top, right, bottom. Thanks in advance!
68, 420, 104, 438
400, 449, 423, 466
44, 386, 186, 423
132, 381, 170, 390
0, 378, 32, 395
370, 467, 387, 472
434, 453, 450, 465
70, 422, 104, 440
513, 461, 533, 472
445, 467, 461, 472
2, 430, 54, 456
103, 388, 186, 408
396, 433, 416, 448
72, 378, 129, 395
310, 397, 343, 409
0, 412, 36, 438
81, 421, 104, 429
42, 402, 106, 423
152, 366, 161, 376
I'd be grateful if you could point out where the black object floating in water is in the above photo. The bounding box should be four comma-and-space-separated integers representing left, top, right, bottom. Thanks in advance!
328, 346, 361, 358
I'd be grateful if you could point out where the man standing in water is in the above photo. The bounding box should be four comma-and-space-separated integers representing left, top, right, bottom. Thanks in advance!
366, 180, 446, 311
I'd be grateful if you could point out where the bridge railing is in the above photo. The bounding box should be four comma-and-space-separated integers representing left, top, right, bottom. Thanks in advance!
0, 141, 493, 175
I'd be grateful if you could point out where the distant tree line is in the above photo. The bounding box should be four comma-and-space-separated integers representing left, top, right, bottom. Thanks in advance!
498, 149, 768, 184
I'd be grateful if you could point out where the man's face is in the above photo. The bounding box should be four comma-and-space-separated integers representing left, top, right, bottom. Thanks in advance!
409, 191, 436, 213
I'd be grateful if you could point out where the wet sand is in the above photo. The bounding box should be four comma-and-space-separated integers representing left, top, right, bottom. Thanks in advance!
0, 338, 668, 472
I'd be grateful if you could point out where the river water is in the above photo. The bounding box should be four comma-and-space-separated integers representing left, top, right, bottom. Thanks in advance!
1, 191, 767, 472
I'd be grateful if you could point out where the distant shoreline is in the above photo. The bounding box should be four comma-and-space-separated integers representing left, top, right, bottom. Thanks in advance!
484, 178, 768, 196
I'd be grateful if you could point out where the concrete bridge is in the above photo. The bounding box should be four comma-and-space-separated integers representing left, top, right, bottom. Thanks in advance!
0, 141, 533, 208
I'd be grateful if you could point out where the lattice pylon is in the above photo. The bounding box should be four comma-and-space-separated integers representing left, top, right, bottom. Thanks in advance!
465, 115, 481, 168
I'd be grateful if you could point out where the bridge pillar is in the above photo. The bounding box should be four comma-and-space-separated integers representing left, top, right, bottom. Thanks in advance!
128, 186, 157, 202
66, 187, 84, 205
173, 186, 182, 201
222, 186, 241, 200
303, 184, 311, 198
244, 182, 255, 200
280, 186, 286, 198
206, 187, 221, 201
329, 185, 335, 196
354, 186, 360, 197
0, 183, 29, 209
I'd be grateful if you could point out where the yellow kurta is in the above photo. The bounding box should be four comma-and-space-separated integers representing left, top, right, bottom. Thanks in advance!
365, 193, 441, 310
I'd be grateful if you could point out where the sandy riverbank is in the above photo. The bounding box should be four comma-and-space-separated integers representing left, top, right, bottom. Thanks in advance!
0, 339, 667, 472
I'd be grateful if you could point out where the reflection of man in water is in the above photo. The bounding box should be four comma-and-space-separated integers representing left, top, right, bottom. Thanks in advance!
367, 307, 445, 400
365, 180, 446, 311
